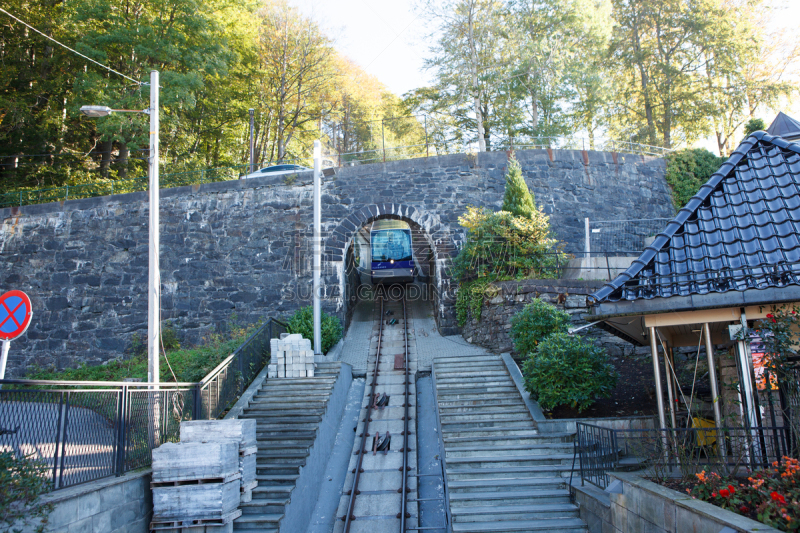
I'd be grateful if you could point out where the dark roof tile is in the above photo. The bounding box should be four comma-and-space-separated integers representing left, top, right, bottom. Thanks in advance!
588, 132, 800, 305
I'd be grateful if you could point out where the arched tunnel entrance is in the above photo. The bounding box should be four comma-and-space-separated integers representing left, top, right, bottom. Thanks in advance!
342, 216, 437, 329
324, 203, 459, 335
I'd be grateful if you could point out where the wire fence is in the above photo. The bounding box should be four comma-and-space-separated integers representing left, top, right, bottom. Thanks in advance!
0, 383, 197, 490
0, 315, 287, 491
198, 317, 287, 420
586, 218, 673, 255
0, 122, 674, 210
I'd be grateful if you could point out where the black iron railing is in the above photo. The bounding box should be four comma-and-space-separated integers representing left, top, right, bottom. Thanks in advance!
574, 422, 796, 489
0, 382, 197, 490
0, 316, 290, 491
197, 317, 287, 420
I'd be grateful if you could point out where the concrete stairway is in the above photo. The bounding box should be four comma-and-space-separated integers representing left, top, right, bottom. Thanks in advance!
433, 353, 587, 533
233, 361, 343, 533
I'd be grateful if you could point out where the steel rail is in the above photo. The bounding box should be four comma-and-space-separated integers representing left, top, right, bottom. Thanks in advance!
400, 295, 409, 532
343, 295, 385, 532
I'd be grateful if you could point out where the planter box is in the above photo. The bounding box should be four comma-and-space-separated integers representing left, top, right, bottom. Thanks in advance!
572, 471, 782, 533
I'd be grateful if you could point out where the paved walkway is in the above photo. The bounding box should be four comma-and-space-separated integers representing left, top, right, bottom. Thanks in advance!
336, 284, 492, 373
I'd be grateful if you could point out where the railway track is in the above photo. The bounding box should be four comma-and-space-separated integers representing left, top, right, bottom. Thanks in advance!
338, 288, 416, 533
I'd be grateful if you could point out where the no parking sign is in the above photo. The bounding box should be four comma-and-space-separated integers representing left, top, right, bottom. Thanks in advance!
0, 290, 33, 383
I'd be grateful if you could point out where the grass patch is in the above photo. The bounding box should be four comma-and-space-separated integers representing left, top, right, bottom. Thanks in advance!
25, 323, 260, 383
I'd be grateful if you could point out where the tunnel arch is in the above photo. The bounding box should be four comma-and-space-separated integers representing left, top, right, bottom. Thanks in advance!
324, 203, 460, 333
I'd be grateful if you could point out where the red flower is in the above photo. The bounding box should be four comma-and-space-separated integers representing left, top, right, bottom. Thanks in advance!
720, 489, 730, 498
772, 492, 787, 504
767, 313, 774, 318
712, 492, 718, 498
740, 505, 749, 514
728, 485, 736, 494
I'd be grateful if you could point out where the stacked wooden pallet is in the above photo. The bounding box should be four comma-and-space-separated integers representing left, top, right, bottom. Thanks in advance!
182, 420, 258, 502
150, 420, 257, 533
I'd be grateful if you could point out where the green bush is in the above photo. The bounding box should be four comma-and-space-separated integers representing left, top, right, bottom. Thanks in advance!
502, 153, 536, 219
286, 306, 342, 354
522, 332, 619, 412
0, 452, 52, 532
664, 148, 726, 209
453, 207, 566, 283
510, 299, 570, 356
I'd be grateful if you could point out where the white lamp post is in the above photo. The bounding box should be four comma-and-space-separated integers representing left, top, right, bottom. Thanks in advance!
80, 70, 160, 386
312, 140, 322, 356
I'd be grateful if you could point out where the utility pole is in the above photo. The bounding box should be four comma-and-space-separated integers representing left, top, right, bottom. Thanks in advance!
312, 140, 322, 355
147, 70, 160, 388
249, 109, 256, 174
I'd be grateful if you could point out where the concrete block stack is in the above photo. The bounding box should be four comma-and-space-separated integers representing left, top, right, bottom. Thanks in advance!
150, 441, 241, 532
268, 333, 315, 378
180, 419, 258, 503
149, 419, 257, 532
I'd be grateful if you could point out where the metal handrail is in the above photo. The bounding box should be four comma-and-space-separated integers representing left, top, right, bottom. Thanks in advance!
197, 316, 288, 420
0, 378, 198, 388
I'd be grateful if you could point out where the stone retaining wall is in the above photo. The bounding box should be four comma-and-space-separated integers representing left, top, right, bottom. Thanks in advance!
572, 472, 781, 533
0, 149, 672, 376
460, 279, 648, 358
15, 469, 151, 533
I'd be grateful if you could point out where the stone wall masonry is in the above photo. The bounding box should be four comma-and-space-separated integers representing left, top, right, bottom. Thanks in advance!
571, 472, 782, 533
0, 148, 672, 376
13, 469, 152, 533
460, 279, 651, 358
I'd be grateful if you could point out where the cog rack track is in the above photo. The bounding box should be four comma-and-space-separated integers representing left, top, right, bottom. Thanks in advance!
342, 290, 411, 533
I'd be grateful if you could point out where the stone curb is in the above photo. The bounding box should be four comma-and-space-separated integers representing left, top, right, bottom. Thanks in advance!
500, 352, 546, 423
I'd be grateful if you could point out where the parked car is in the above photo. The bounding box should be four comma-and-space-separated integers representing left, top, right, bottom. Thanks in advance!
241, 164, 312, 179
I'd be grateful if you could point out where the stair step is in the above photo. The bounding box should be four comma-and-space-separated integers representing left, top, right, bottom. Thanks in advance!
441, 426, 541, 438
446, 443, 573, 458
446, 465, 574, 480
449, 489, 571, 506
452, 503, 579, 522
451, 517, 587, 532
448, 477, 566, 493
447, 453, 573, 465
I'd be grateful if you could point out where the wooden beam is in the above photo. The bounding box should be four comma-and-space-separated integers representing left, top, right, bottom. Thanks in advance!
644, 308, 740, 328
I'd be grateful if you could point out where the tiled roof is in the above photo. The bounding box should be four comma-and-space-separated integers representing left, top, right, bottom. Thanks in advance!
588, 132, 800, 306
767, 112, 800, 141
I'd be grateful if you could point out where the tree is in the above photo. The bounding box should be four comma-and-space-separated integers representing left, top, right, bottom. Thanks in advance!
502, 152, 535, 218
414, 0, 506, 151
608, 0, 723, 149
257, 0, 335, 163
702, 1, 798, 156
744, 118, 766, 137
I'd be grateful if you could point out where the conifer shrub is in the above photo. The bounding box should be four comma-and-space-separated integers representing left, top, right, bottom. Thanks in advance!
453, 152, 567, 326
502, 153, 536, 219
522, 332, 619, 412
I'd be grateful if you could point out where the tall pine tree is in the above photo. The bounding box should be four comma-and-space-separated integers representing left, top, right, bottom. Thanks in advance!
502, 152, 535, 219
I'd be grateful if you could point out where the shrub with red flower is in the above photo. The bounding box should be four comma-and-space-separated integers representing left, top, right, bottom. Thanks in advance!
689, 458, 800, 531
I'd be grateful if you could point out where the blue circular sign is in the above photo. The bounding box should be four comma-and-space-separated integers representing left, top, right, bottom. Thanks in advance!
0, 290, 33, 340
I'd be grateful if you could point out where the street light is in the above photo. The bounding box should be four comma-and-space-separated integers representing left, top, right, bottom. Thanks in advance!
80, 70, 160, 387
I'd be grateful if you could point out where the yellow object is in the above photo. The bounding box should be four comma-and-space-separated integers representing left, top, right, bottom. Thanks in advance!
692, 417, 717, 449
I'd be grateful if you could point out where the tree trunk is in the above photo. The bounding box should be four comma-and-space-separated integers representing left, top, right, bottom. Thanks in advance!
468, 2, 486, 152
117, 142, 129, 179
98, 139, 113, 179
631, 6, 656, 146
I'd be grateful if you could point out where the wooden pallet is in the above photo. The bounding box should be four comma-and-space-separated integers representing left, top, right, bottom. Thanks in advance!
150, 509, 242, 531
151, 471, 241, 488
